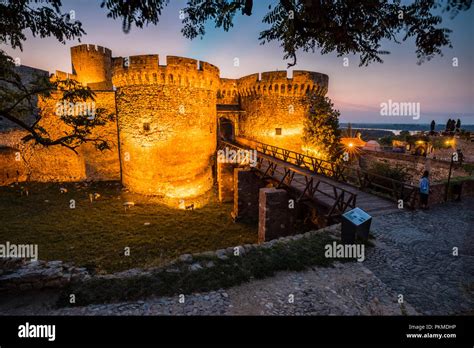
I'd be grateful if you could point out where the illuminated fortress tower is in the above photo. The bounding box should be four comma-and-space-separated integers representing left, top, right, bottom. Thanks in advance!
112, 55, 219, 198
45, 44, 329, 200
71, 44, 113, 90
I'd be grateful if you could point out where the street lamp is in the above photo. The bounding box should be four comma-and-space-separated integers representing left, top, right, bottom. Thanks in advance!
445, 151, 457, 202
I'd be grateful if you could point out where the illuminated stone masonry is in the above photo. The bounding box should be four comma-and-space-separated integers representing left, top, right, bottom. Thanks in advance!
0, 44, 329, 200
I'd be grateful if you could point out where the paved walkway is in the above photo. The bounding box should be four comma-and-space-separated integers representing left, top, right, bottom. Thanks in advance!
364, 198, 474, 315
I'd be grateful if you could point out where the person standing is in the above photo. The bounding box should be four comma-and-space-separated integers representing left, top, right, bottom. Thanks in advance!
419, 170, 430, 209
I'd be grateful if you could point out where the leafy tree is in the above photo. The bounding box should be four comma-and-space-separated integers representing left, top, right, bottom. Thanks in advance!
445, 118, 451, 131
450, 118, 456, 131
456, 118, 461, 131
430, 120, 436, 132
370, 162, 411, 183
174, 0, 472, 67
379, 135, 395, 146
0, 0, 111, 152
302, 94, 341, 161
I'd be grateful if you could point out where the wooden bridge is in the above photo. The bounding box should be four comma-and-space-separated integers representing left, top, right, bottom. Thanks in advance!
219, 138, 419, 220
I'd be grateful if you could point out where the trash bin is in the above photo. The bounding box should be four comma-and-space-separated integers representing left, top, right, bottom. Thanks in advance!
341, 207, 372, 243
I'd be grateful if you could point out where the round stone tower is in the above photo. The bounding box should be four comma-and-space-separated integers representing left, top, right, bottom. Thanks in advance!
237, 71, 329, 152
112, 55, 220, 199
71, 44, 113, 90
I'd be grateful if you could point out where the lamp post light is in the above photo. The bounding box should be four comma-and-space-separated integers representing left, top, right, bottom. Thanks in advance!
445, 151, 458, 202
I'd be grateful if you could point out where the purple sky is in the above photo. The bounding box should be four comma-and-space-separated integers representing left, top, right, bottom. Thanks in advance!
2, 0, 473, 124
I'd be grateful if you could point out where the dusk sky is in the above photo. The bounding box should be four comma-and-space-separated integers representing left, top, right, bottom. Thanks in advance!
2, 0, 473, 124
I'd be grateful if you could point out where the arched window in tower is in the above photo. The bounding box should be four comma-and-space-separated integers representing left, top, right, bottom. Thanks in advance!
143, 122, 150, 132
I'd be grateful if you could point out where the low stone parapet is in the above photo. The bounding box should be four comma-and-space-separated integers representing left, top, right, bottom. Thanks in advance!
0, 223, 342, 296
420, 178, 474, 206
0, 258, 90, 292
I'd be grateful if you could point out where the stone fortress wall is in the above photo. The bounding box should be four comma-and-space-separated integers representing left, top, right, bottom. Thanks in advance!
0, 91, 119, 184
0, 44, 328, 199
217, 78, 239, 105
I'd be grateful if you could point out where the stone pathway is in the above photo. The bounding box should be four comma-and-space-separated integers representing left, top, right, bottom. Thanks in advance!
224, 262, 416, 316
364, 198, 474, 315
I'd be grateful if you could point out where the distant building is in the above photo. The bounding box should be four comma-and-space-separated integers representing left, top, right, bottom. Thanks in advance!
363, 140, 382, 152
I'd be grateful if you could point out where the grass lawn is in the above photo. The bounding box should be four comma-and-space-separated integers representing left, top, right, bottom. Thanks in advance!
0, 181, 257, 273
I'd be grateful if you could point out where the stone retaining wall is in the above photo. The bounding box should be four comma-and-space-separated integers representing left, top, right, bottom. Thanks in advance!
360, 150, 470, 183
0, 258, 90, 292
427, 179, 474, 206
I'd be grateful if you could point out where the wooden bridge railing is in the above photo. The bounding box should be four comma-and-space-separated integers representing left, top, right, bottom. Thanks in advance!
219, 140, 357, 219
233, 137, 419, 209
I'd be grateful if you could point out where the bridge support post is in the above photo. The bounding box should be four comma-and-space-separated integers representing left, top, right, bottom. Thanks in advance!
232, 168, 264, 222
258, 188, 294, 243
217, 161, 240, 203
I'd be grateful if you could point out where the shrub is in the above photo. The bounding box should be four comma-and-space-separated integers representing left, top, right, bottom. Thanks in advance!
370, 162, 411, 183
